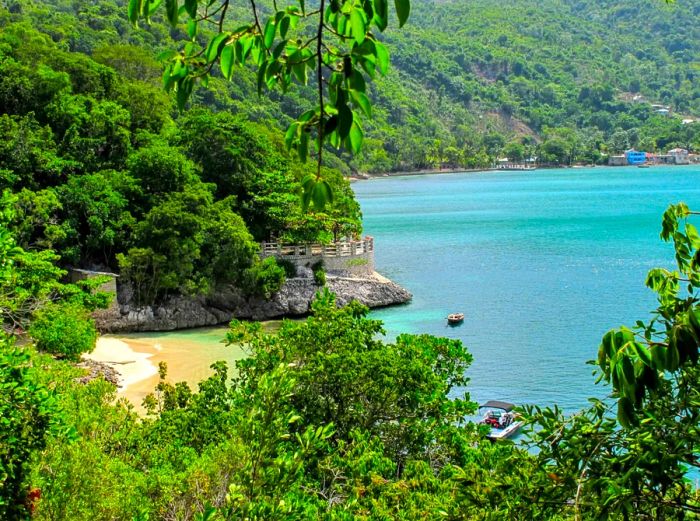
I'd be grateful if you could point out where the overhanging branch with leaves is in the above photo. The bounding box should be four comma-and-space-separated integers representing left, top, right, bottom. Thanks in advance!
128, 0, 409, 210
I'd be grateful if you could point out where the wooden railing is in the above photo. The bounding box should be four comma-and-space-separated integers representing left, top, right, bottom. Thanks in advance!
261, 237, 374, 258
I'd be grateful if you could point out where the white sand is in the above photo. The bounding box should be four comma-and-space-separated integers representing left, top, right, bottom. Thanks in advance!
84, 330, 248, 410
84, 337, 159, 391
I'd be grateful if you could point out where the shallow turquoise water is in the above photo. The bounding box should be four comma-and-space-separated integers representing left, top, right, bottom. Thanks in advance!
352, 166, 700, 411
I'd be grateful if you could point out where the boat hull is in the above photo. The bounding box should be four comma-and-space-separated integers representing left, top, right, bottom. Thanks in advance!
486, 421, 523, 440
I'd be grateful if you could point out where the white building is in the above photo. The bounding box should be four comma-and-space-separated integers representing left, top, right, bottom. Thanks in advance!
668, 148, 689, 165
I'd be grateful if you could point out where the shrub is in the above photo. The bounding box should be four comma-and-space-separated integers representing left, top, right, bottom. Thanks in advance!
243, 257, 286, 299
312, 260, 326, 286
276, 258, 297, 278
0, 337, 57, 520
29, 302, 97, 361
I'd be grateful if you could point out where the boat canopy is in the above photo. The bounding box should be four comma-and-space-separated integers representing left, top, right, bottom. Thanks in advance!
479, 400, 516, 411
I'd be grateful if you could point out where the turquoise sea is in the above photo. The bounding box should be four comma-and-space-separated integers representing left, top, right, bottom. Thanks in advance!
352, 165, 700, 412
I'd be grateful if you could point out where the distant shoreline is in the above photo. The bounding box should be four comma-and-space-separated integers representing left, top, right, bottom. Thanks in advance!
350, 167, 495, 181
349, 163, 700, 181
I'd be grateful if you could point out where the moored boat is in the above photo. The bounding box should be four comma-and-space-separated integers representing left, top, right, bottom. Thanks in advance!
479, 400, 523, 440
447, 312, 464, 325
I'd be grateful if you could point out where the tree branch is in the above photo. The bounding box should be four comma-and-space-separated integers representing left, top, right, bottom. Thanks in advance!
316, 0, 325, 179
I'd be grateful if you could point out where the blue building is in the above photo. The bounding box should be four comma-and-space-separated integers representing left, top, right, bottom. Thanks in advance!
625, 149, 647, 165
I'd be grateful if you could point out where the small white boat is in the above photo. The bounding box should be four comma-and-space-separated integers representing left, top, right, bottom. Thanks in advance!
447, 313, 464, 325
479, 400, 523, 440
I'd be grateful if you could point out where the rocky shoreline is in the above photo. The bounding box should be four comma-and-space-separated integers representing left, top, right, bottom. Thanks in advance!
75, 359, 121, 386
96, 272, 411, 333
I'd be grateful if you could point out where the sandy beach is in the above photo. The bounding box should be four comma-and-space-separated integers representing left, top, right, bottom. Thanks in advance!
84, 328, 247, 408
84, 337, 158, 391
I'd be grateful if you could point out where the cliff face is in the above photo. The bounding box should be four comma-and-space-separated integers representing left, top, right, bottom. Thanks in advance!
96, 272, 411, 333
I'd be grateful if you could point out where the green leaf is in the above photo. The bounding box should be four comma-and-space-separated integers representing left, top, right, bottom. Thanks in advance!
264, 18, 276, 49
348, 69, 366, 92
240, 36, 254, 62
617, 396, 637, 428
312, 181, 332, 210
687, 223, 700, 249
165, 0, 179, 25
358, 55, 376, 78
650, 344, 666, 369
292, 62, 307, 84
220, 46, 234, 79
631, 342, 652, 367
284, 122, 299, 150
184, 0, 197, 17
666, 341, 680, 371
350, 9, 367, 44
337, 102, 353, 139
298, 109, 316, 123
176, 77, 193, 111
348, 121, 363, 154
280, 15, 291, 39
187, 19, 197, 39
350, 90, 371, 117
375, 41, 389, 74
373, 0, 388, 30
324, 115, 338, 135
170, 60, 187, 80
300, 176, 315, 211
128, 0, 141, 24
322, 180, 334, 205
147, 0, 163, 16
257, 61, 268, 95
620, 356, 636, 397
206, 33, 228, 62
688, 308, 700, 339
394, 0, 410, 27
298, 131, 309, 162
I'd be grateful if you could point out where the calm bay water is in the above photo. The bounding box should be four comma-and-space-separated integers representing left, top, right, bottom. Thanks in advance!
352, 166, 700, 411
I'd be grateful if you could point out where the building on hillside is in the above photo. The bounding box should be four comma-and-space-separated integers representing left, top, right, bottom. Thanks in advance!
608, 154, 627, 166
668, 148, 689, 164
654, 149, 690, 165
624, 149, 647, 166
495, 158, 536, 170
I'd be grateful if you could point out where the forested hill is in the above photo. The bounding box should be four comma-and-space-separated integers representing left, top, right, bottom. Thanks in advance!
373, 0, 700, 169
3, 0, 700, 173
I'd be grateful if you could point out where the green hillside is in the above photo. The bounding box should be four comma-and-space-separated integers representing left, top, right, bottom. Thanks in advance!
4, 0, 699, 173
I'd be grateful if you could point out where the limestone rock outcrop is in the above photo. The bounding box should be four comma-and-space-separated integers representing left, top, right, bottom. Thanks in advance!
96, 272, 411, 332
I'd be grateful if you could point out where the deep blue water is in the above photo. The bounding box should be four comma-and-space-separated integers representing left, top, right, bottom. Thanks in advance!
352, 166, 700, 411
